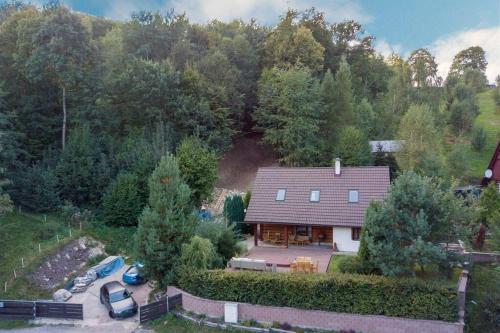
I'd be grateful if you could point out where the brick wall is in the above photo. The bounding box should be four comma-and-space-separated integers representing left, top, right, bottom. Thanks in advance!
167, 286, 464, 333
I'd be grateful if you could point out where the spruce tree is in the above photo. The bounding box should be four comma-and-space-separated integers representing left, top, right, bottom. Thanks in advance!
333, 57, 355, 127
135, 154, 196, 285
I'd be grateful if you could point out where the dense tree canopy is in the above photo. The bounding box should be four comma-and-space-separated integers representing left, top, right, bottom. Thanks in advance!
0, 2, 492, 215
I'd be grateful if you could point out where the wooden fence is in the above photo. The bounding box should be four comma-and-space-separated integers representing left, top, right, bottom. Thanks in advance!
0, 300, 35, 320
35, 301, 83, 320
139, 294, 182, 323
0, 300, 83, 321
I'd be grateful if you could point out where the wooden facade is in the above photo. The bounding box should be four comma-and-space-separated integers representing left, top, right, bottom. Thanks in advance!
255, 223, 333, 247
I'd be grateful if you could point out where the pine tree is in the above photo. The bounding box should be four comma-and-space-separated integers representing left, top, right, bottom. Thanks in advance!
320, 69, 337, 154
135, 154, 196, 286
362, 172, 455, 276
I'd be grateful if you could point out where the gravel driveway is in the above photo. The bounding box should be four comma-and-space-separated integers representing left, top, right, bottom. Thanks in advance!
33, 264, 152, 332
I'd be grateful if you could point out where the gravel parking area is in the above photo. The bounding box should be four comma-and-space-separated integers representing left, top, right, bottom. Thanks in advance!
34, 264, 152, 331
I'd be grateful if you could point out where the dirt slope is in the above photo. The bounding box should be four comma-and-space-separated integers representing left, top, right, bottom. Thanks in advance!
216, 133, 278, 191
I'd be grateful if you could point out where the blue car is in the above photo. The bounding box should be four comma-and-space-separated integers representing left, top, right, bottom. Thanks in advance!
122, 262, 146, 285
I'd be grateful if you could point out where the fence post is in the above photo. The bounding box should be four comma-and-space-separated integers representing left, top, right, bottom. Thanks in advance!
56, 235, 59, 243
13, 269, 16, 279
69, 229, 72, 237
4, 281, 6, 292
38, 243, 41, 253
21, 257, 24, 268
166, 296, 169, 313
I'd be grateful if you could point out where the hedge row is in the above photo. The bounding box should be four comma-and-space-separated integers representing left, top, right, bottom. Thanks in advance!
178, 270, 458, 321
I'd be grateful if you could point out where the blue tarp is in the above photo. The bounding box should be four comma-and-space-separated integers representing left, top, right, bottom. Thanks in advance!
93, 256, 125, 278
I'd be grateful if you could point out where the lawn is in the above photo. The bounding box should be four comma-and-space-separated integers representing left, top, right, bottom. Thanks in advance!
327, 254, 349, 273
465, 88, 499, 181
0, 211, 82, 299
0, 211, 136, 300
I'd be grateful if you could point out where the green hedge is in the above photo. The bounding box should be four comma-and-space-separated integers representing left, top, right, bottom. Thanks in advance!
179, 270, 458, 322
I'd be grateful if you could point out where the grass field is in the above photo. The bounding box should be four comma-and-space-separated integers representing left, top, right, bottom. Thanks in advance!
465, 89, 499, 181
0, 211, 136, 300
0, 211, 82, 299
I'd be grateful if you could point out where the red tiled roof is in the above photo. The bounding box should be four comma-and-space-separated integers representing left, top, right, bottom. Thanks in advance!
244, 166, 390, 227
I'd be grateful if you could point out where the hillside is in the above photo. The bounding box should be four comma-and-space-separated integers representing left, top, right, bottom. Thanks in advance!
468, 89, 499, 180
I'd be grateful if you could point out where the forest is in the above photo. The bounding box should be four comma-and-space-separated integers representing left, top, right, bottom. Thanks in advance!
0, 0, 498, 217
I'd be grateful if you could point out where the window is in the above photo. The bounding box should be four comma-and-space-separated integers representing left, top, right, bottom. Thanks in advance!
296, 226, 310, 236
310, 190, 320, 202
348, 190, 359, 203
352, 227, 361, 241
276, 189, 286, 201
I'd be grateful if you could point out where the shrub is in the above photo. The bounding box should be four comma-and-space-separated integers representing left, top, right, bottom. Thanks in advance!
337, 256, 365, 274
195, 218, 241, 265
102, 173, 143, 227
471, 127, 487, 151
179, 270, 457, 321
180, 236, 222, 270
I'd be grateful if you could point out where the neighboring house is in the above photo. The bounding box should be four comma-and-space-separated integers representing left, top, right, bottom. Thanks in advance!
244, 159, 390, 252
369, 140, 404, 153
481, 141, 500, 192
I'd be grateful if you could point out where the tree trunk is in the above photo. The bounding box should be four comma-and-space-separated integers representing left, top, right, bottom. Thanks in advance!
62, 86, 67, 150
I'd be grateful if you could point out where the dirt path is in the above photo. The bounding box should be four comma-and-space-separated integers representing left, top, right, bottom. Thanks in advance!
216, 133, 278, 191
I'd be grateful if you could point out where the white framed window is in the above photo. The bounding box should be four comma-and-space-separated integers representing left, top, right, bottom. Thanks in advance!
348, 190, 359, 203
310, 190, 320, 202
276, 189, 286, 201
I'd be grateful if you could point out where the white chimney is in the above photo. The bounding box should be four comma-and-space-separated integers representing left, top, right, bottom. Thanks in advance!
335, 158, 341, 176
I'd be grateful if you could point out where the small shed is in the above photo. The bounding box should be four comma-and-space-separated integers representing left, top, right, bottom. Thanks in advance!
369, 140, 404, 153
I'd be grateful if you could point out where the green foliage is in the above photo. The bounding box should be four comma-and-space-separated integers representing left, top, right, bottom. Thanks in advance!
177, 136, 218, 207
135, 154, 196, 286
479, 182, 500, 227
263, 10, 324, 73
223, 195, 246, 230
471, 126, 487, 151
55, 126, 111, 207
407, 48, 439, 88
195, 218, 242, 265
446, 144, 469, 180
396, 104, 443, 177
180, 236, 222, 270
102, 173, 143, 227
373, 147, 399, 180
449, 46, 487, 76
465, 264, 500, 333
254, 66, 322, 166
362, 171, 461, 276
335, 126, 371, 166
12, 162, 60, 212
179, 270, 457, 321
355, 98, 375, 138
242, 191, 251, 209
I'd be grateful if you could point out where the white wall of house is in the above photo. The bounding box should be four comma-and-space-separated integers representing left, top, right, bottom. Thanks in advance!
333, 227, 360, 252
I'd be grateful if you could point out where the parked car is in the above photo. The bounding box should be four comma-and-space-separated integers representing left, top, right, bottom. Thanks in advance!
122, 262, 147, 285
100, 281, 138, 318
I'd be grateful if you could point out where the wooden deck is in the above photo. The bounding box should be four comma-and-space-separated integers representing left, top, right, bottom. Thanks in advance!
246, 245, 333, 272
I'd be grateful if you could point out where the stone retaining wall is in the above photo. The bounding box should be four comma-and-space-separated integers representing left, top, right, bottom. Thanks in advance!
167, 286, 464, 333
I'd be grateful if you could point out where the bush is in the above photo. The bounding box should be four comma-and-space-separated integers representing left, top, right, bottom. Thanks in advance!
180, 236, 222, 270
195, 218, 241, 265
337, 256, 365, 274
102, 173, 143, 227
179, 270, 457, 321
471, 127, 487, 151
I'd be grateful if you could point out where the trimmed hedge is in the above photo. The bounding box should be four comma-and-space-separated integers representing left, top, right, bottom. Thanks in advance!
179, 270, 458, 322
